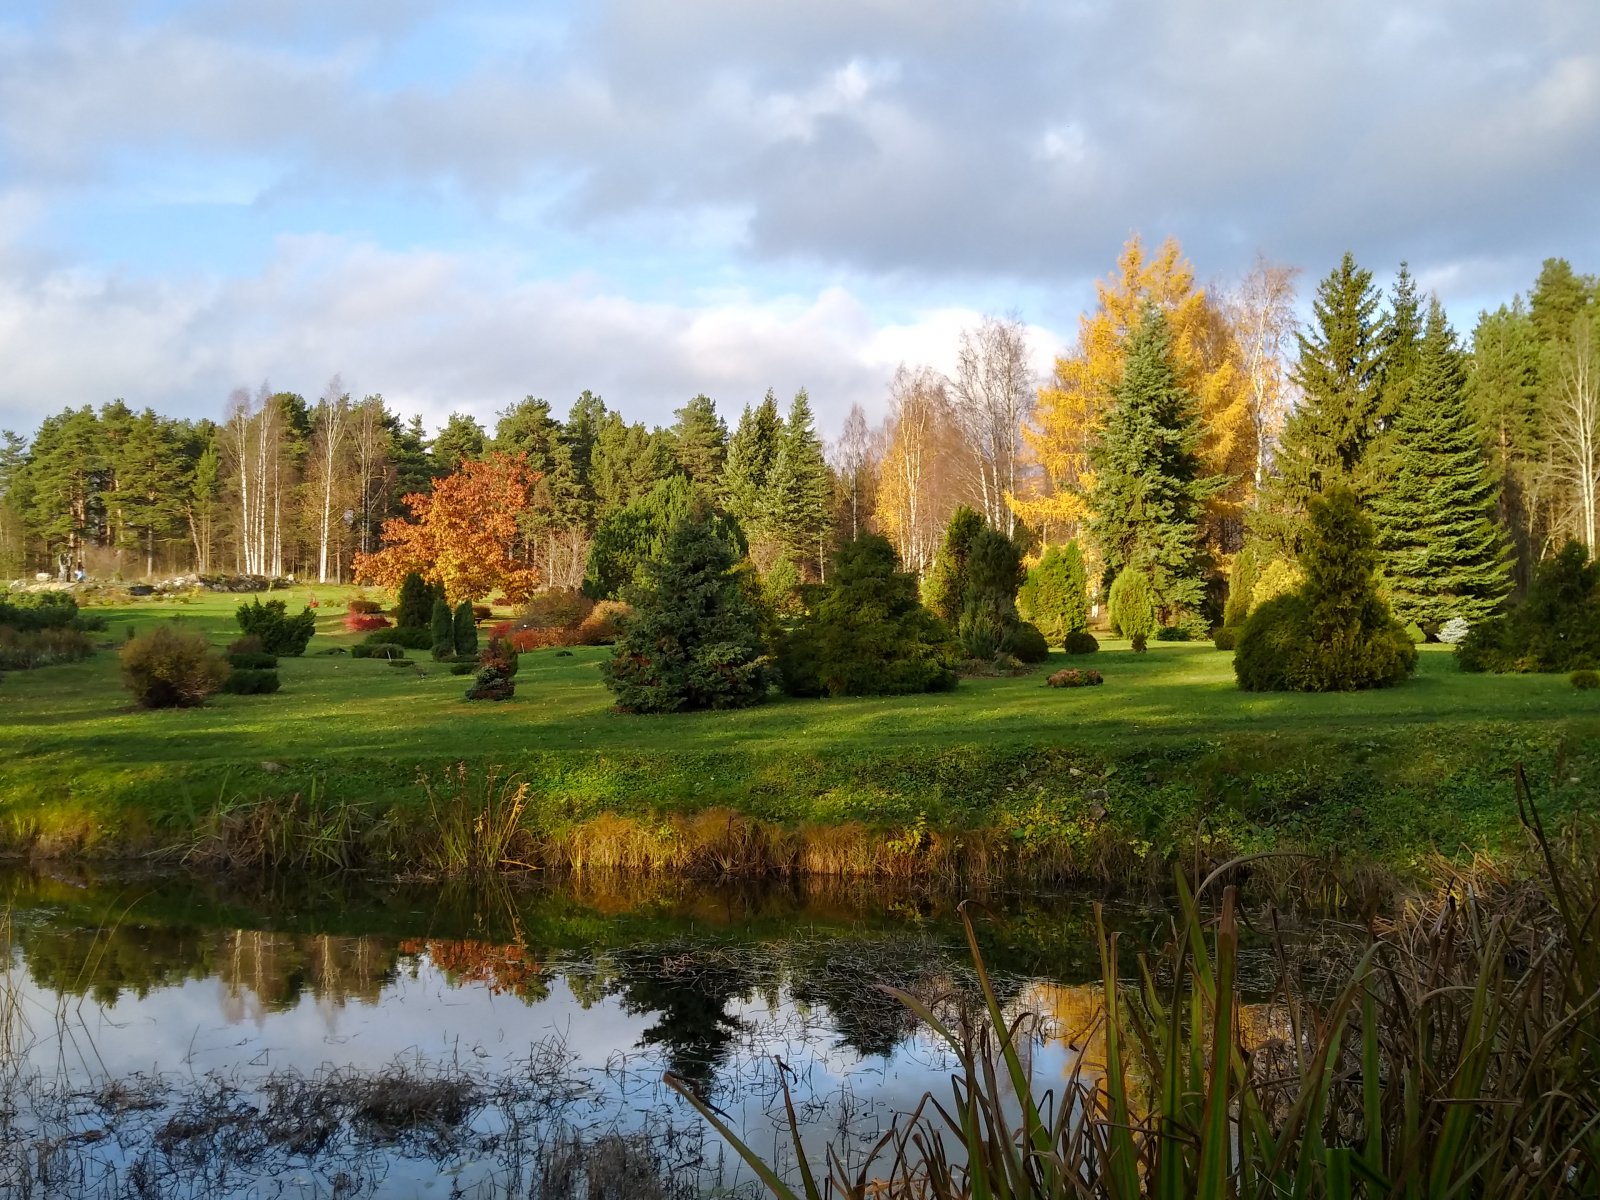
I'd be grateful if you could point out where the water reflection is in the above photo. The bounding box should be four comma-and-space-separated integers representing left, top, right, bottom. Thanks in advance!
0, 865, 1288, 1198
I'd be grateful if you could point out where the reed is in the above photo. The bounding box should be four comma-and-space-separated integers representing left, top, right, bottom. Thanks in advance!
672, 770, 1600, 1199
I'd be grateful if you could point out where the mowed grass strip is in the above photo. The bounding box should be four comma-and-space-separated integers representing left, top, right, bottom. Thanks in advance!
2, 588, 1597, 866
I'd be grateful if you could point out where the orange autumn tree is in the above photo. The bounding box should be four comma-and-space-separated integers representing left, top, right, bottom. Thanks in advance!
353, 451, 544, 603
1010, 235, 1256, 550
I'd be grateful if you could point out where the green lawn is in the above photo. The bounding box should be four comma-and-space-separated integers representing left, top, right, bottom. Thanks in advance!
3, 588, 1598, 869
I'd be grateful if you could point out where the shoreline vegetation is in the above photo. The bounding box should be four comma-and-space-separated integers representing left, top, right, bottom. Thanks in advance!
3, 593, 1597, 900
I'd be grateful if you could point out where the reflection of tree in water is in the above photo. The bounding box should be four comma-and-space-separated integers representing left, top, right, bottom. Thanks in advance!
787, 946, 928, 1059
218, 932, 399, 1021
398, 939, 550, 1003
612, 946, 755, 1094
19, 925, 217, 1005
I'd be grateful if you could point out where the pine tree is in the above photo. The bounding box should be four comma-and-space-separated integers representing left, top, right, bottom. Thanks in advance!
23, 407, 108, 570
431, 412, 487, 474
388, 414, 435, 504
670, 395, 728, 486
1256, 253, 1386, 553
492, 397, 562, 471
602, 503, 769, 712
721, 391, 783, 533
1087, 307, 1223, 620
765, 390, 833, 576
111, 409, 186, 577
1371, 300, 1512, 626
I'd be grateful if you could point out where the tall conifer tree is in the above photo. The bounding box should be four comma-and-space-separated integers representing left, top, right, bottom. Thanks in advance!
1371, 299, 1511, 626
766, 390, 833, 576
1254, 252, 1386, 554
721, 391, 784, 534
1469, 300, 1543, 588
1087, 307, 1222, 619
670, 395, 728, 486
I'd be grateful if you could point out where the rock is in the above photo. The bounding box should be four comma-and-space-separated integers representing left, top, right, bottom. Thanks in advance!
259, 761, 285, 775
1084, 787, 1109, 802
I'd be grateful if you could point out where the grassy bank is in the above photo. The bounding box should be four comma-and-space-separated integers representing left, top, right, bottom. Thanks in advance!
3, 588, 1598, 883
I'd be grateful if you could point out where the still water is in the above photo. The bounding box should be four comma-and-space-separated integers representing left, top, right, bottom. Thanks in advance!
0, 867, 1289, 1199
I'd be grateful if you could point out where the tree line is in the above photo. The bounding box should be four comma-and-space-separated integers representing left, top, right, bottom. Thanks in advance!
2, 236, 1596, 625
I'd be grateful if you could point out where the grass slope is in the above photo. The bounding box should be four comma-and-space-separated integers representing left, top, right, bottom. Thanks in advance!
2, 588, 1597, 873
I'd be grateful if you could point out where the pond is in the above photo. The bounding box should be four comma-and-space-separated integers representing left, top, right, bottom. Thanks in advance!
0, 867, 1300, 1199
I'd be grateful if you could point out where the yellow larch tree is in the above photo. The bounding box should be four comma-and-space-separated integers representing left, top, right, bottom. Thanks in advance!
1010, 235, 1256, 552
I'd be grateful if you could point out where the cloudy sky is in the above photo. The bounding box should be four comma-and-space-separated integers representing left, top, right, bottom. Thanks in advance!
1, 0, 1596, 440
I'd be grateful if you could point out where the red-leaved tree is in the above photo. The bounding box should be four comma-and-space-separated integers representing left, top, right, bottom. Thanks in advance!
353, 452, 544, 603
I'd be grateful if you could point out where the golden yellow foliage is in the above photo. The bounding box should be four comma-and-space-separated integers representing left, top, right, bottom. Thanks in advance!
1011, 235, 1256, 549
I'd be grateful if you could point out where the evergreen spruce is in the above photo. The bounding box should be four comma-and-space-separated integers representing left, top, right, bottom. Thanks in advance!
1255, 253, 1386, 553
777, 533, 958, 697
956, 526, 1026, 659
430, 597, 456, 660
670, 395, 728, 486
1371, 299, 1512, 626
1375, 262, 1424, 435
396, 572, 435, 629
452, 600, 478, 659
1087, 306, 1223, 621
602, 503, 770, 712
1468, 301, 1543, 590
765, 390, 833, 576
721, 392, 784, 534
431, 412, 487, 473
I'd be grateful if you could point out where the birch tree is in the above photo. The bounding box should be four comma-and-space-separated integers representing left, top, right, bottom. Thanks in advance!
1228, 256, 1301, 491
311, 377, 350, 583
1549, 314, 1600, 553
949, 314, 1034, 536
876, 366, 954, 574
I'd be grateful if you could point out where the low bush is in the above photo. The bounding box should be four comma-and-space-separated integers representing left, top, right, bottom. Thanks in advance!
235, 598, 316, 656
1130, 632, 1148, 653
1063, 630, 1099, 655
343, 612, 390, 633
575, 600, 629, 645
227, 634, 265, 656
1154, 625, 1191, 642
1046, 667, 1103, 688
386, 658, 415, 668
1003, 620, 1050, 664
0, 589, 81, 632
227, 651, 278, 669
480, 636, 521, 678
352, 642, 407, 660
0, 626, 93, 670
1439, 616, 1472, 645
347, 597, 384, 615
449, 661, 476, 676
1212, 626, 1238, 651
1403, 621, 1427, 644
1573, 669, 1600, 690
121, 625, 229, 708
465, 664, 515, 701
366, 625, 432, 651
516, 588, 593, 631
221, 668, 280, 695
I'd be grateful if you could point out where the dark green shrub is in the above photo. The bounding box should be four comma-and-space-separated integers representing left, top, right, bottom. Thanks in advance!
1004, 621, 1050, 664
234, 599, 315, 656
777, 534, 958, 697
1154, 625, 1191, 642
227, 651, 278, 669
121, 625, 229, 708
1046, 667, 1103, 687
1456, 541, 1600, 673
387, 657, 415, 668
1572, 669, 1600, 690
472, 604, 491, 621
347, 597, 384, 614
1017, 542, 1090, 642
1063, 630, 1100, 655
0, 590, 80, 632
603, 504, 769, 712
1235, 486, 1417, 692
1223, 545, 1260, 630
1130, 632, 1148, 653
1212, 626, 1238, 651
367, 625, 432, 651
956, 527, 1025, 659
352, 642, 407, 660
395, 572, 440, 629
449, 661, 476, 676
221, 668, 280, 695
452, 601, 477, 659
1107, 568, 1158, 640
228, 634, 265, 656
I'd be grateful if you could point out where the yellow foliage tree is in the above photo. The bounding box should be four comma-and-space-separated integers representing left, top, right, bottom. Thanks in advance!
1011, 235, 1256, 551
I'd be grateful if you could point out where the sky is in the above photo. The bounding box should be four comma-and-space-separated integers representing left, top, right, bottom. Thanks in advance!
1, 0, 1596, 441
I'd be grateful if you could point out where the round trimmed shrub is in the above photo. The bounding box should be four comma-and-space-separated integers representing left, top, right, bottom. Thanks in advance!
234, 598, 315, 656
1212, 626, 1238, 651
1107, 569, 1158, 641
227, 651, 278, 669
1154, 625, 1191, 642
1572, 669, 1600, 690
1063, 630, 1099, 655
121, 625, 229, 708
1003, 620, 1050, 664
